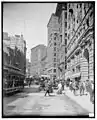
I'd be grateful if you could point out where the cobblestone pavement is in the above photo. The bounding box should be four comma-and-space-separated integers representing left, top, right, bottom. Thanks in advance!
3, 90, 89, 116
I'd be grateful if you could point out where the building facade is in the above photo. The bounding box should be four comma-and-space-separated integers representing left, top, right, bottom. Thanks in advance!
47, 13, 60, 81
49, 2, 94, 82
26, 59, 31, 78
55, 3, 67, 79
30, 44, 47, 77
3, 32, 27, 75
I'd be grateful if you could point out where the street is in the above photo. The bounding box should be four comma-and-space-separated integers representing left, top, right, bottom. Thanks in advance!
3, 86, 89, 116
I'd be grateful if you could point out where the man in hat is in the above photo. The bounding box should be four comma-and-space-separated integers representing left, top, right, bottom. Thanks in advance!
44, 80, 50, 96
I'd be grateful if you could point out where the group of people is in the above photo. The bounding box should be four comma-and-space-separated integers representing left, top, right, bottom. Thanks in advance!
69, 79, 94, 103
39, 77, 94, 104
44, 80, 65, 96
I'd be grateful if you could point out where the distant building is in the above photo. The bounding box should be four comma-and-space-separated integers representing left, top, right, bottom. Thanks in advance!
26, 59, 31, 78
47, 13, 59, 81
41, 55, 48, 75
30, 44, 47, 77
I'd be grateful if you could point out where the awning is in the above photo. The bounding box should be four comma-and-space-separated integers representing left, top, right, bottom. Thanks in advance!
71, 72, 81, 79
40, 75, 50, 78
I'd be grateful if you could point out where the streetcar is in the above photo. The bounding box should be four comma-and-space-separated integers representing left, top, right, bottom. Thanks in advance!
3, 64, 25, 95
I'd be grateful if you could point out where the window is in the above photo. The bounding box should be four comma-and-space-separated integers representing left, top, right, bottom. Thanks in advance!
54, 63, 56, 67
77, 4, 78, 8
65, 56, 67, 60
54, 42, 56, 46
72, 68, 75, 72
69, 4, 70, 8
65, 65, 67, 69
54, 69, 56, 73
54, 33, 57, 36
54, 58, 56, 62
54, 47, 56, 51
65, 33, 67, 37
65, 48, 67, 53
54, 37, 56, 40
60, 35, 62, 43
54, 53, 56, 56
77, 19, 78, 23
65, 12, 67, 19
86, 18, 89, 27
65, 22, 67, 27
80, 3, 82, 8
65, 39, 67, 45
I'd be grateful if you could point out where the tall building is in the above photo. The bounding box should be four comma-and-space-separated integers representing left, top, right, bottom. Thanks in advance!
30, 44, 47, 77
47, 13, 59, 81
55, 3, 67, 79
49, 2, 94, 82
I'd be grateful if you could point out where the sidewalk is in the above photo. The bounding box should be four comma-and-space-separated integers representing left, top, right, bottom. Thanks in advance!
63, 87, 94, 113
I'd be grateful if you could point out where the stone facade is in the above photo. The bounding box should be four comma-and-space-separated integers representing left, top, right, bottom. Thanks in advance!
49, 2, 94, 82
47, 13, 59, 80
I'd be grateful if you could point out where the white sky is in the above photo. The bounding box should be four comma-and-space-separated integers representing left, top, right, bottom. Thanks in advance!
3, 3, 57, 60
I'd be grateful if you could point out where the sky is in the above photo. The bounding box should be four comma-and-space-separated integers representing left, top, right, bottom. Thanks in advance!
3, 3, 57, 60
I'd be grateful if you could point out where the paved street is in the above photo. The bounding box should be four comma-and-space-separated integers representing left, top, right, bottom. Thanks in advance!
3, 87, 89, 116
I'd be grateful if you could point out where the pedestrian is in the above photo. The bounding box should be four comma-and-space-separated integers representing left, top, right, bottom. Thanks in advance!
85, 80, 93, 103
69, 81, 73, 92
79, 81, 85, 96
72, 81, 76, 95
57, 81, 62, 94
61, 80, 64, 91
44, 80, 50, 96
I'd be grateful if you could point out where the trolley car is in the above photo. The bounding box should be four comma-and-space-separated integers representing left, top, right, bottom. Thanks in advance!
3, 64, 25, 95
